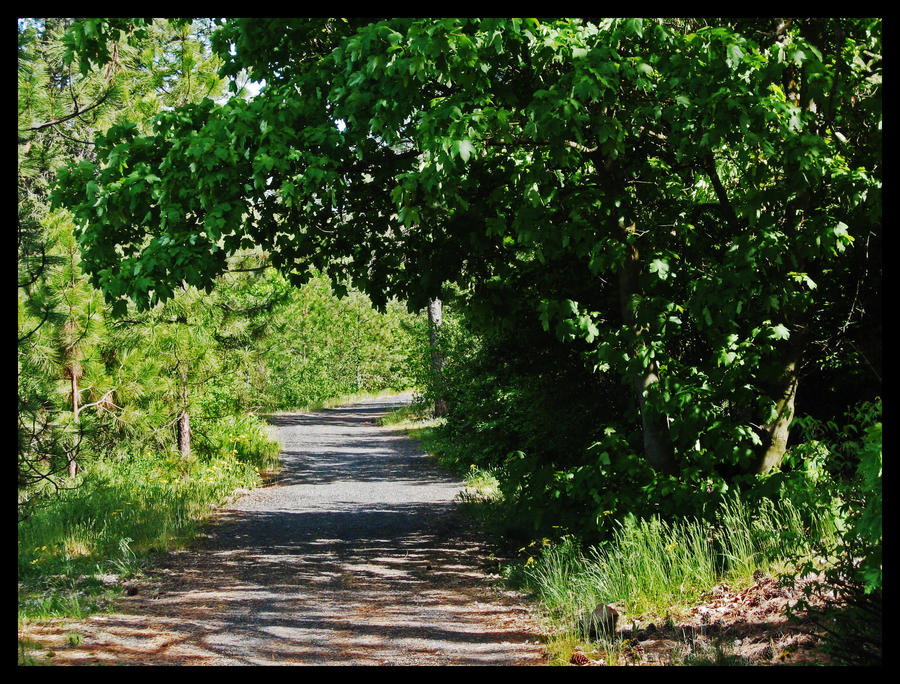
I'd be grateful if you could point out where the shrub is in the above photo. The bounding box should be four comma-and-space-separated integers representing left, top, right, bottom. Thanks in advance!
196, 413, 281, 472
786, 399, 882, 665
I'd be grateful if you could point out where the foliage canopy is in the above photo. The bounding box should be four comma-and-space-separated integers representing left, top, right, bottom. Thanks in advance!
51, 16, 880, 516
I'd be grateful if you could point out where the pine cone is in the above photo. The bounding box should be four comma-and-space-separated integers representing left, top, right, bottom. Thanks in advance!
570, 652, 590, 665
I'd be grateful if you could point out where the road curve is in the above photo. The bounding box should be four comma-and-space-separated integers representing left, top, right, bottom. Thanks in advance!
24, 394, 548, 665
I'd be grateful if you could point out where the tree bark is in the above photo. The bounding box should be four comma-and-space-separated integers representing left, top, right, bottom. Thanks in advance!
752, 330, 804, 474
618, 222, 677, 475
177, 364, 191, 459
178, 409, 191, 460
67, 365, 81, 478
427, 297, 448, 417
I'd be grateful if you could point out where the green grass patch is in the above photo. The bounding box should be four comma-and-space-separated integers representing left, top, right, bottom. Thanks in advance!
200, 412, 283, 473
377, 398, 431, 427
18, 445, 268, 621
265, 388, 416, 418
518, 493, 830, 664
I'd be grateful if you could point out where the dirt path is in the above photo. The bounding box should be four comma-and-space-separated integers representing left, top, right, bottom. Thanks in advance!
21, 394, 548, 665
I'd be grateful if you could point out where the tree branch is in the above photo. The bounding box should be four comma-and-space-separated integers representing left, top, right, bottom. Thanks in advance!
52, 126, 95, 146
21, 88, 113, 132
18, 306, 53, 343
704, 154, 740, 232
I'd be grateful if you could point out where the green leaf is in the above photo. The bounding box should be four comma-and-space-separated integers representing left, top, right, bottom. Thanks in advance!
726, 43, 745, 69
455, 139, 475, 162
625, 18, 644, 38
649, 258, 670, 280
769, 324, 790, 340
788, 271, 817, 289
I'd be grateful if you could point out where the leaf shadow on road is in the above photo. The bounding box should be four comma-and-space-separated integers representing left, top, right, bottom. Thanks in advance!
20, 397, 548, 665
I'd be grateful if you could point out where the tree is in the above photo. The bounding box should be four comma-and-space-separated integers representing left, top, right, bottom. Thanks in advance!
426, 297, 448, 417
18, 18, 120, 488
52, 17, 881, 489
18, 17, 231, 505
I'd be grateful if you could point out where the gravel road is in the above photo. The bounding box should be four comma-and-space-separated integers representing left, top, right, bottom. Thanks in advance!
24, 393, 548, 665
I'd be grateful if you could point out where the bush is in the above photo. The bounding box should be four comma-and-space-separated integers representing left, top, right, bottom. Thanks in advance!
196, 413, 281, 472
785, 399, 882, 665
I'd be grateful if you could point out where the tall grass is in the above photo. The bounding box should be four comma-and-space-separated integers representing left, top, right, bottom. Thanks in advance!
18, 419, 281, 620
19, 455, 258, 575
523, 493, 822, 640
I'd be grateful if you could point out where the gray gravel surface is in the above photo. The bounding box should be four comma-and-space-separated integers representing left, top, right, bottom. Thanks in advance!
25, 394, 548, 665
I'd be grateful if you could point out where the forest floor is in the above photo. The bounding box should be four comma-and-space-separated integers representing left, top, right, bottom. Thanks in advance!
564, 572, 835, 666
17, 394, 548, 666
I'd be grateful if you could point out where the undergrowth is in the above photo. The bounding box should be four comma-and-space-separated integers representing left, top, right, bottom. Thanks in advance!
384, 404, 843, 666
517, 493, 826, 663
18, 417, 281, 623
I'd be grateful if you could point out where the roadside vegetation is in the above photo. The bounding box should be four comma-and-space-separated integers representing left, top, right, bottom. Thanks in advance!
387, 379, 880, 665
17, 23, 424, 643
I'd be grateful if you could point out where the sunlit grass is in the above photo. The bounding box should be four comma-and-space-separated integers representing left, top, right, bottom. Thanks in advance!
267, 388, 417, 417
377, 399, 433, 427
519, 493, 830, 665
201, 413, 283, 473
17, 449, 264, 621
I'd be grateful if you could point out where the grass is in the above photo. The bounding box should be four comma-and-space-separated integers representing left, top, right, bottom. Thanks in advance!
517, 493, 827, 665
18, 426, 279, 624
376, 398, 432, 427
265, 387, 417, 417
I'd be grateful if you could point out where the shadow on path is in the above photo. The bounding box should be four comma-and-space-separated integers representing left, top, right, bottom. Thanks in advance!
21, 395, 547, 666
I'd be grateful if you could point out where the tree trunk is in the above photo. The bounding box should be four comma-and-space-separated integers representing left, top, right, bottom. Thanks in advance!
178, 409, 191, 460
630, 366, 677, 476
752, 332, 804, 474
67, 365, 81, 478
618, 222, 677, 475
427, 297, 448, 417
354, 310, 362, 392
178, 365, 191, 459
